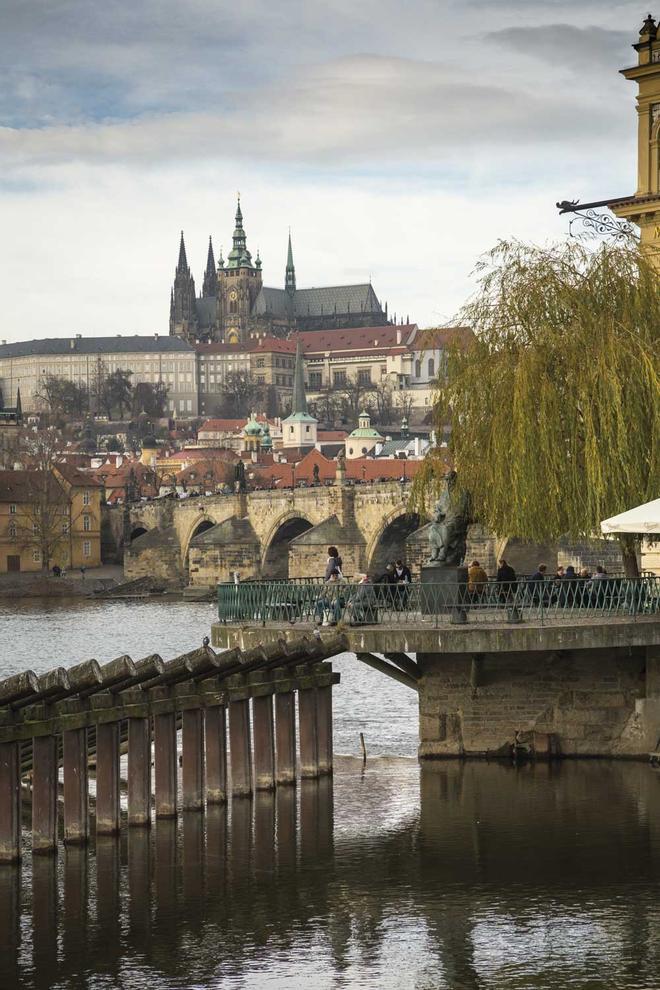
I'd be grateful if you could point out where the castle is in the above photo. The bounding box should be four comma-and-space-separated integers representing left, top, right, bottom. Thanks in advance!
169, 198, 388, 344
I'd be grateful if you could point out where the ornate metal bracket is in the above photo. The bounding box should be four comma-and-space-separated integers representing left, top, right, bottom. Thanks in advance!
556, 200, 638, 242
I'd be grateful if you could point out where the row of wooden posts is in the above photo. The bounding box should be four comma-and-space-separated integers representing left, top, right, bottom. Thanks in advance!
0, 632, 345, 863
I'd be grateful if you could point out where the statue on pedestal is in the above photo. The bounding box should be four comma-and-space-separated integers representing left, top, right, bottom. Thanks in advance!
427, 471, 471, 567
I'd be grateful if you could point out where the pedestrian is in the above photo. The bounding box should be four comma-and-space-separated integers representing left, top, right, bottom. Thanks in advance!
394, 558, 412, 609
345, 574, 377, 625
80, 566, 86, 580
467, 560, 488, 599
325, 546, 343, 582
314, 571, 345, 626
527, 563, 547, 605
374, 563, 397, 607
496, 558, 516, 602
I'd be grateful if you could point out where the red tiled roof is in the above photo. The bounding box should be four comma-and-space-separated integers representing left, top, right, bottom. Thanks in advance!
415, 326, 474, 349
317, 430, 348, 441
297, 325, 417, 354
176, 459, 237, 484
54, 463, 103, 487
198, 417, 272, 434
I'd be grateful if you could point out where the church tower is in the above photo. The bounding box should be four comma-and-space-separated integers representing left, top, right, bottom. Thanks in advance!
611, 14, 660, 266
218, 197, 263, 344
169, 231, 198, 339
202, 236, 217, 298
282, 337, 317, 449
285, 231, 296, 321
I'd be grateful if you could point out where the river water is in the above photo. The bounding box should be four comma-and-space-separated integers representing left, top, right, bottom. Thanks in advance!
2, 599, 660, 989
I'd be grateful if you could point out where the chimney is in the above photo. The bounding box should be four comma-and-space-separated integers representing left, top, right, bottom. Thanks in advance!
70, 339, 76, 350
396, 327, 402, 345
154, 332, 159, 340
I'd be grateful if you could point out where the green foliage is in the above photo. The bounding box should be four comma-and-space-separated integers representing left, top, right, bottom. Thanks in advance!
418, 240, 659, 548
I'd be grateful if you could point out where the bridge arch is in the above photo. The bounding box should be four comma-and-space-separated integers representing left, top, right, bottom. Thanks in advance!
262, 512, 314, 580
367, 509, 421, 578
129, 525, 149, 542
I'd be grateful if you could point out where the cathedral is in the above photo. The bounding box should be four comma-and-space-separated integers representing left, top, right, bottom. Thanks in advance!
169, 198, 388, 344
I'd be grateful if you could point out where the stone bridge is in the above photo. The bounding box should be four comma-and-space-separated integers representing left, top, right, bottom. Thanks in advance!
119, 482, 431, 588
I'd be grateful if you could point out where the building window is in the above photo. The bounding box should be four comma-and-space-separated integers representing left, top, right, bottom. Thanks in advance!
309, 372, 322, 389
9, 504, 16, 514
415, 360, 421, 378
33, 521, 39, 534
349, 447, 353, 455
333, 371, 347, 387
256, 358, 265, 368
83, 515, 91, 532
289, 426, 294, 435
358, 369, 371, 386
32, 549, 41, 562
256, 375, 265, 384
82, 491, 90, 506
427, 358, 435, 377
62, 521, 68, 534
8, 522, 16, 538
83, 541, 91, 558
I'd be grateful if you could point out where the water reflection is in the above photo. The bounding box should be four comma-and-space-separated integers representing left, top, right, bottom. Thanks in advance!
4, 762, 660, 989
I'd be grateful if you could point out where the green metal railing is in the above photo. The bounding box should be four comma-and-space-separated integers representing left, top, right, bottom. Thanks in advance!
218, 576, 660, 627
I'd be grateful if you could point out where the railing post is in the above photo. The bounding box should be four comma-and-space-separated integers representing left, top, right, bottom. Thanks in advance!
181, 709, 205, 811
96, 721, 121, 835
154, 712, 177, 818
0, 741, 21, 863
32, 735, 59, 854
128, 717, 152, 826
205, 705, 227, 804
62, 727, 89, 845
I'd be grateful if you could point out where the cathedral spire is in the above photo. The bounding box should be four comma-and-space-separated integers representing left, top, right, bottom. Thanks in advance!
203, 236, 217, 297
285, 230, 296, 295
227, 195, 253, 269
177, 230, 188, 272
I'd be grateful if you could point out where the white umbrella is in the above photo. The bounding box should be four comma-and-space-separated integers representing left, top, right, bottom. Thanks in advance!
600, 498, 660, 536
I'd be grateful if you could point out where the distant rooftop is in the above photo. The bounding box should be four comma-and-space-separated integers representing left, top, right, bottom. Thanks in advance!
0, 335, 194, 359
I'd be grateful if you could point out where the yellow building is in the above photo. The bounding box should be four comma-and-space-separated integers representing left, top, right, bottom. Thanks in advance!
0, 466, 102, 573
610, 14, 660, 266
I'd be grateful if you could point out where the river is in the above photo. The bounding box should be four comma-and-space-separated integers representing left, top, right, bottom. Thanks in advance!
2, 599, 660, 989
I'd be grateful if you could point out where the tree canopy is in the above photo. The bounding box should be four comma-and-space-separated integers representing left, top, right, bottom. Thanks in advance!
415, 239, 659, 572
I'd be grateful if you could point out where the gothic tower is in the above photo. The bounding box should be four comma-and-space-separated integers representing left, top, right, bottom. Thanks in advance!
202, 236, 217, 297
611, 14, 660, 267
169, 231, 198, 339
218, 197, 263, 343
285, 231, 296, 322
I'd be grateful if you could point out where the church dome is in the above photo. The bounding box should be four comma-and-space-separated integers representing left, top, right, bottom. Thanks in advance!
244, 414, 263, 437
261, 424, 273, 449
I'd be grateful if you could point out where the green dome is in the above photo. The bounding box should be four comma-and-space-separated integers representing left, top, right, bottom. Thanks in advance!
244, 415, 263, 437
348, 427, 383, 440
261, 424, 273, 449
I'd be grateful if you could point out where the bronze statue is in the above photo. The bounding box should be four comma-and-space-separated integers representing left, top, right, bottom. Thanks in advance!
427, 471, 471, 567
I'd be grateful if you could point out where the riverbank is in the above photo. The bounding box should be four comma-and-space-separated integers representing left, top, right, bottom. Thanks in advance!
0, 565, 123, 598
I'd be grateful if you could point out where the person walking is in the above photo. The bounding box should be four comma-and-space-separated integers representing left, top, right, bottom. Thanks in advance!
394, 558, 412, 609
325, 546, 343, 581
468, 560, 488, 600
496, 558, 516, 602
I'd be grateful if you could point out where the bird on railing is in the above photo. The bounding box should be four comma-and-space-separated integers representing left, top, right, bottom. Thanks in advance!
202, 636, 210, 647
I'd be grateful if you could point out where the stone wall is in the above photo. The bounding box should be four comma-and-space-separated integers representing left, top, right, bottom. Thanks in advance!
417, 647, 649, 759
188, 544, 261, 586
123, 527, 183, 588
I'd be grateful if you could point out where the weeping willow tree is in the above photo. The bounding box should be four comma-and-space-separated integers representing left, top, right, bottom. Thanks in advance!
413, 239, 659, 576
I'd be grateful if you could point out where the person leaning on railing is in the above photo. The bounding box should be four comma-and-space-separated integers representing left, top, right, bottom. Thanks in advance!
345, 574, 378, 625
467, 560, 488, 602
496, 559, 517, 604
314, 570, 346, 626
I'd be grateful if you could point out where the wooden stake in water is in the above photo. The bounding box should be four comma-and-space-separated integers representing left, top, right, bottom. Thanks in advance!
359, 732, 367, 765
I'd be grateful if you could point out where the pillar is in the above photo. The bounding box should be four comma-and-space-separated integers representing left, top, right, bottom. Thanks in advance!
275, 691, 297, 785
128, 717, 152, 826
229, 699, 253, 797
0, 741, 20, 863
96, 722, 121, 835
316, 684, 333, 776
205, 706, 227, 804
252, 695, 275, 791
63, 727, 88, 845
32, 735, 59, 854
154, 712, 177, 818
298, 688, 319, 779
182, 709, 204, 811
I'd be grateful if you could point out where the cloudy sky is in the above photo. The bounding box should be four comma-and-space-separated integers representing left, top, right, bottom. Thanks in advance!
0, 0, 647, 340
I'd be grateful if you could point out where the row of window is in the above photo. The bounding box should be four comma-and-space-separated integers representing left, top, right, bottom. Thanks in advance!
26, 542, 92, 561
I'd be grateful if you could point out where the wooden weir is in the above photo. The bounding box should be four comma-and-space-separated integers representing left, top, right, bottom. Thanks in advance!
0, 631, 345, 863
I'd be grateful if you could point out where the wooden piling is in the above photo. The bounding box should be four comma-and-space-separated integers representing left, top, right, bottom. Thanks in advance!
275, 691, 297, 785
181, 709, 204, 811
205, 706, 227, 804
32, 735, 59, 854
128, 717, 152, 826
316, 683, 334, 775
229, 699, 253, 797
0, 741, 21, 863
62, 728, 89, 845
298, 687, 319, 779
252, 695, 275, 791
154, 712, 177, 818
96, 722, 121, 835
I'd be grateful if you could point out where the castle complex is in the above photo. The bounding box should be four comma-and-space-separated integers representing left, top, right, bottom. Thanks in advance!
169, 198, 388, 344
